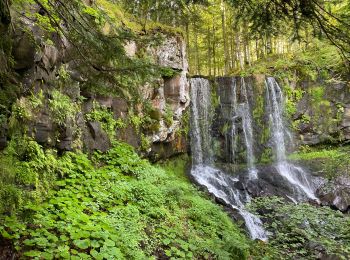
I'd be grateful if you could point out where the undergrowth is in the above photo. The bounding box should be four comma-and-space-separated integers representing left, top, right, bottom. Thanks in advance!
248, 196, 350, 260
0, 139, 249, 259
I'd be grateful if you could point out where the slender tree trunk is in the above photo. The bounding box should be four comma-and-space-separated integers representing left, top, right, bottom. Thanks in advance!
230, 30, 235, 70
221, 0, 229, 75
207, 26, 212, 76
235, 32, 244, 70
212, 22, 217, 77
185, 22, 191, 72
194, 21, 200, 74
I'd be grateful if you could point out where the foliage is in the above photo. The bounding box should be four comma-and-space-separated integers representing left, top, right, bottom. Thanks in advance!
229, 0, 350, 59
140, 133, 152, 152
248, 196, 350, 260
241, 40, 345, 80
0, 136, 59, 216
163, 104, 174, 127
288, 145, 350, 179
48, 90, 79, 126
284, 85, 304, 119
159, 67, 180, 78
85, 101, 123, 140
0, 141, 250, 259
10, 91, 44, 122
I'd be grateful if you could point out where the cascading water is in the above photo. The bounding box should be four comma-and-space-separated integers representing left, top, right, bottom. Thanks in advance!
189, 78, 212, 165
190, 78, 267, 241
229, 78, 238, 163
193, 165, 268, 240
238, 78, 257, 179
265, 77, 318, 201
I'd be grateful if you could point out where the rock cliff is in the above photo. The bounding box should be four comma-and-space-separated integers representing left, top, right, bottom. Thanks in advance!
0, 3, 190, 160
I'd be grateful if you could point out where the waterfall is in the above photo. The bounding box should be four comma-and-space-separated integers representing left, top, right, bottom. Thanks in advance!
229, 78, 238, 163
190, 78, 267, 241
238, 78, 257, 179
265, 77, 318, 201
189, 78, 212, 165
192, 165, 268, 241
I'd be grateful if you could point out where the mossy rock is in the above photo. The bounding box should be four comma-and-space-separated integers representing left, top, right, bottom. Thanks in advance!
144, 121, 161, 133
148, 109, 162, 121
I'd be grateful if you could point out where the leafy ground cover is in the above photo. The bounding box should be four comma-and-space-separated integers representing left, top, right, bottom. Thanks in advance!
248, 196, 350, 260
0, 139, 249, 259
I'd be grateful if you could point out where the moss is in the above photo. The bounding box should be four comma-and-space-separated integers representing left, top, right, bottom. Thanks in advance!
163, 104, 174, 127
260, 148, 273, 164
140, 133, 152, 152
159, 67, 180, 78
145, 121, 161, 133
288, 145, 350, 179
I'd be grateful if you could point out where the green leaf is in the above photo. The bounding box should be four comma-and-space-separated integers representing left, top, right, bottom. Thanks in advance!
73, 239, 90, 250
24, 250, 42, 257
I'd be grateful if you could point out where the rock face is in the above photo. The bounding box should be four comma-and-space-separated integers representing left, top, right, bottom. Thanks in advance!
0, 8, 190, 160
212, 76, 350, 164
317, 176, 350, 212
341, 105, 350, 140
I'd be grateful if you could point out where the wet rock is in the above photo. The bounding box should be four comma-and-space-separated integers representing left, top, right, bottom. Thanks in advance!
317, 175, 350, 212
112, 97, 128, 118
245, 165, 296, 199
150, 135, 187, 161
300, 133, 321, 145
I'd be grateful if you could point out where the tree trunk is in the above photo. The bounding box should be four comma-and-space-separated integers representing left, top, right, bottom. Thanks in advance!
207, 26, 212, 76
194, 21, 200, 75
221, 0, 229, 75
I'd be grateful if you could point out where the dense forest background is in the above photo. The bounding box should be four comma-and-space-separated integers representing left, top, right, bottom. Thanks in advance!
120, 0, 350, 76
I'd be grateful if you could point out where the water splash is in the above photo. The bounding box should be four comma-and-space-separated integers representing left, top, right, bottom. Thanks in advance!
192, 165, 268, 241
265, 77, 318, 201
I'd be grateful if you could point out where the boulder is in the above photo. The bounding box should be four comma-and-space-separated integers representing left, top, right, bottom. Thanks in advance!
12, 31, 36, 70
84, 121, 111, 152
317, 175, 350, 212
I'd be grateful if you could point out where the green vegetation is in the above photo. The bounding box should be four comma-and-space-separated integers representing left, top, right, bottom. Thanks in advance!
240, 41, 345, 80
288, 145, 350, 179
0, 136, 59, 216
49, 90, 80, 126
1, 0, 350, 259
248, 196, 350, 260
86, 101, 121, 140
163, 104, 174, 127
0, 140, 250, 259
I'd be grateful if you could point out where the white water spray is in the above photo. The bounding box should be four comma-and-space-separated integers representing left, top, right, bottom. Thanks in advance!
265, 77, 318, 201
